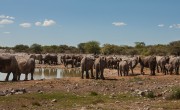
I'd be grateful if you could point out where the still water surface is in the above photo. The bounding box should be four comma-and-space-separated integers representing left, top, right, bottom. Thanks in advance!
0, 68, 81, 81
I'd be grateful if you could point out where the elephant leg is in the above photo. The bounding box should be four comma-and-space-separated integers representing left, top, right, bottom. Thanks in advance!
86, 70, 89, 79
140, 66, 144, 75
118, 68, 119, 76
131, 68, 134, 74
18, 73, 21, 80
91, 68, 94, 79
24, 73, 28, 81
100, 69, 105, 80
81, 71, 84, 79
31, 73, 34, 80
157, 65, 159, 73
120, 69, 122, 76
95, 69, 99, 80
12, 72, 18, 81
5, 73, 10, 81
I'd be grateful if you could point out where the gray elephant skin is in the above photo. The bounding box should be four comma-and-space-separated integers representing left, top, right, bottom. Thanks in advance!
18, 58, 35, 80
81, 57, 94, 79
118, 60, 129, 76
0, 55, 20, 81
138, 56, 157, 75
94, 57, 106, 80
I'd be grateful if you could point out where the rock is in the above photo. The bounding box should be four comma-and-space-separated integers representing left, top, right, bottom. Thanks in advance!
115, 101, 120, 103
0, 92, 6, 96
51, 99, 57, 102
81, 107, 87, 110
137, 81, 143, 85
15, 91, 24, 95
137, 91, 145, 96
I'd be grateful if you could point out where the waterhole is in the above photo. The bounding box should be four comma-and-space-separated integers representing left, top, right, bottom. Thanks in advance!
0, 68, 81, 81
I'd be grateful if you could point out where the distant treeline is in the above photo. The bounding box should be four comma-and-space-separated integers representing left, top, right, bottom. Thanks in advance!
0, 40, 180, 56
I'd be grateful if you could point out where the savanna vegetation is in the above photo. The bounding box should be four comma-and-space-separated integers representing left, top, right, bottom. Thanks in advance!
0, 40, 180, 56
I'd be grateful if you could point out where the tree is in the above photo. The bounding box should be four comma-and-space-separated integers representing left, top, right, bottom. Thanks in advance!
135, 42, 146, 48
13, 44, 29, 52
30, 43, 42, 54
169, 40, 180, 55
84, 41, 100, 54
77, 43, 86, 53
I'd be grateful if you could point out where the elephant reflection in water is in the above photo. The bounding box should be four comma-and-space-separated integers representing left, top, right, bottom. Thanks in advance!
44, 68, 57, 78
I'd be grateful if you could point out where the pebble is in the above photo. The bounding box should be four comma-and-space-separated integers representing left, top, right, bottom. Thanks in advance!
51, 99, 57, 102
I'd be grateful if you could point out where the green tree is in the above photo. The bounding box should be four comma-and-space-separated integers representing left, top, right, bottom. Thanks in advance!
84, 41, 100, 54
13, 44, 29, 52
30, 43, 42, 54
77, 43, 86, 53
169, 40, 180, 55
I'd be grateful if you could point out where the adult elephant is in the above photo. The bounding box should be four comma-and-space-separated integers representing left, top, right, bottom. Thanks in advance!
81, 57, 95, 79
94, 56, 106, 80
0, 55, 20, 81
138, 56, 157, 75
43, 54, 58, 65
156, 56, 169, 74
127, 56, 139, 74
30, 54, 43, 64
18, 58, 35, 80
169, 57, 179, 75
118, 60, 129, 76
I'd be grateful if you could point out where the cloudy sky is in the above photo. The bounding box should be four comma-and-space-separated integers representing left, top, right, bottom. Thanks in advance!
0, 0, 180, 47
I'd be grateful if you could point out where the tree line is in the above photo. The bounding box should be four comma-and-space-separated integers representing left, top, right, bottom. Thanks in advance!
0, 40, 180, 56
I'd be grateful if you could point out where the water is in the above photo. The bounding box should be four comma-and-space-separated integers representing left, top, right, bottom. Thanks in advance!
0, 68, 81, 81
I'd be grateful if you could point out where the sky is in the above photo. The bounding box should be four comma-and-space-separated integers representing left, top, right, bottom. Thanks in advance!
0, 0, 180, 47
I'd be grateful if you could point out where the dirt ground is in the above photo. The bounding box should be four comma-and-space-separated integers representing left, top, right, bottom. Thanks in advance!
0, 64, 180, 110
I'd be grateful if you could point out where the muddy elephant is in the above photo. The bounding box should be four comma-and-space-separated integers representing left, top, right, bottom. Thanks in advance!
18, 58, 35, 80
138, 56, 157, 75
0, 55, 20, 81
169, 57, 179, 75
156, 56, 169, 74
94, 57, 106, 80
81, 57, 95, 79
118, 60, 129, 76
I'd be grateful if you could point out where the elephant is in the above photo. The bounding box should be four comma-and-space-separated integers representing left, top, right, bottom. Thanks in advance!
64, 58, 75, 68
0, 55, 20, 81
43, 54, 58, 65
30, 54, 43, 64
94, 56, 106, 80
106, 56, 121, 69
169, 57, 179, 75
126, 56, 139, 74
165, 63, 173, 75
81, 57, 95, 79
138, 56, 157, 75
118, 60, 129, 76
18, 58, 35, 80
156, 56, 169, 73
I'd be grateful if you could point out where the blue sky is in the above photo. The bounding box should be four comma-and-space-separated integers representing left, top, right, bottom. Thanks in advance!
0, 0, 180, 47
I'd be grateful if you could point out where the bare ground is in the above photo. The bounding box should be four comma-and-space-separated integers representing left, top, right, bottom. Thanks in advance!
0, 64, 180, 110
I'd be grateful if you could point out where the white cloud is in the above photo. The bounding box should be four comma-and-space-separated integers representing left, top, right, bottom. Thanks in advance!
34, 19, 56, 27
0, 19, 14, 24
35, 22, 42, 26
169, 24, 180, 29
19, 23, 31, 28
3, 32, 11, 34
158, 24, 164, 27
42, 19, 56, 26
112, 22, 127, 27
0, 15, 15, 19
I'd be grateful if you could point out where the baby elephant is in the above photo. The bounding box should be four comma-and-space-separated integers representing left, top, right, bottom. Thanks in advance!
18, 58, 35, 80
118, 60, 129, 76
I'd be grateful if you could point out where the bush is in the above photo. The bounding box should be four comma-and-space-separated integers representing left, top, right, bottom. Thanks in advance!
167, 87, 180, 100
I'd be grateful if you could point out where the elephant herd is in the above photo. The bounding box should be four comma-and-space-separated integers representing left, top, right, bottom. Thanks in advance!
0, 53, 179, 81
61, 54, 179, 80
